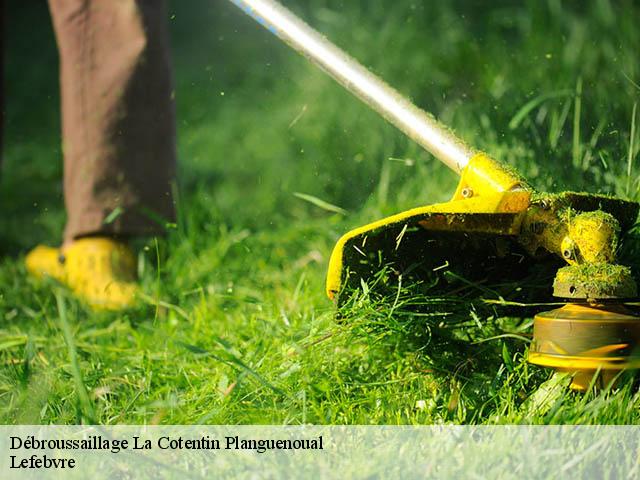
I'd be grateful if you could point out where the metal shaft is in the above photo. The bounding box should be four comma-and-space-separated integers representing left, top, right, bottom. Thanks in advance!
229, 0, 476, 173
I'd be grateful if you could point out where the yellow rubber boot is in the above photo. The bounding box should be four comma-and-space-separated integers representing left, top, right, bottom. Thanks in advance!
25, 237, 139, 310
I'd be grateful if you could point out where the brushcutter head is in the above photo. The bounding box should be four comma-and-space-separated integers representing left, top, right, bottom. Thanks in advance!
327, 153, 640, 391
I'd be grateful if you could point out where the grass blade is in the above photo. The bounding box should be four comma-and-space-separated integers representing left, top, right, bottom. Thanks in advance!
56, 292, 96, 422
103, 206, 124, 225
293, 192, 348, 215
572, 77, 582, 168
509, 89, 572, 130
176, 340, 283, 395
627, 102, 637, 196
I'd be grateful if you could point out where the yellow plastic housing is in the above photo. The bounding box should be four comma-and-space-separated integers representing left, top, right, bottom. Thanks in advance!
326, 153, 529, 298
529, 303, 640, 390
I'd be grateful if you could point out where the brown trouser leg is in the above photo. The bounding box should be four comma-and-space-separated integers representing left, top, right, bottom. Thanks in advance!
48, 0, 176, 242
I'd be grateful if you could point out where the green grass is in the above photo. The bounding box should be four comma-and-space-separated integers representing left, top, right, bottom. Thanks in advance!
2, 0, 640, 424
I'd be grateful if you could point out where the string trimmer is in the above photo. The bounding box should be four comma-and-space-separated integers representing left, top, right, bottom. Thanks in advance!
230, 0, 640, 390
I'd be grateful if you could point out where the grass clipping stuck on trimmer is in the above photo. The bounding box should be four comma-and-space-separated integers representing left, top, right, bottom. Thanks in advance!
232, 0, 640, 391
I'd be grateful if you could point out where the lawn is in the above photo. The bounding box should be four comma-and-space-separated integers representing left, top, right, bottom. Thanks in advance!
1, 0, 640, 424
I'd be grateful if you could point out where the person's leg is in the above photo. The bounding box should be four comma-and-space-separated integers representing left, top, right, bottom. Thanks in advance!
27, 0, 176, 310
0, 0, 4, 170
50, 0, 176, 241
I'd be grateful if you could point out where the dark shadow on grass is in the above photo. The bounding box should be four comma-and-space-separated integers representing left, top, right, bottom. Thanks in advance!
333, 254, 574, 422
